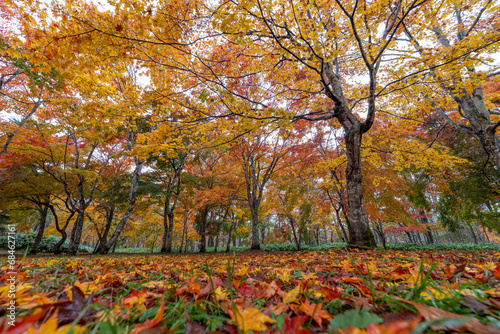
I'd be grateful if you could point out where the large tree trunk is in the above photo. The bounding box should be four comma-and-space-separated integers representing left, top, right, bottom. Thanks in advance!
197, 205, 209, 253
166, 212, 174, 252
250, 204, 260, 250
344, 125, 376, 248
30, 205, 49, 254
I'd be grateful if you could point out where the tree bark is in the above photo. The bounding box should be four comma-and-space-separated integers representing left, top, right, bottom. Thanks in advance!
95, 207, 115, 254
226, 220, 236, 252
419, 210, 434, 244
465, 221, 478, 244
197, 205, 209, 253
344, 124, 377, 248
375, 222, 386, 249
98, 159, 143, 254
289, 215, 301, 251
52, 206, 75, 254
67, 207, 86, 255
250, 204, 260, 250
483, 226, 490, 243
30, 205, 49, 254
214, 225, 220, 252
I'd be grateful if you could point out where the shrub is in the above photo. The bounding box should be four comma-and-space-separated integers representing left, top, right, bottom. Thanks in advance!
0, 232, 91, 253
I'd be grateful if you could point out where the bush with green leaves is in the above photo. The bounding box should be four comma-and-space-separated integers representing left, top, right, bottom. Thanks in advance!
112, 241, 500, 254
0, 232, 91, 253
114, 247, 162, 254
385, 242, 500, 251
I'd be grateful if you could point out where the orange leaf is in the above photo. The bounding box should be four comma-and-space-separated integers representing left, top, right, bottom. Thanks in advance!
130, 301, 165, 334
298, 299, 331, 325
320, 285, 342, 301
395, 297, 500, 334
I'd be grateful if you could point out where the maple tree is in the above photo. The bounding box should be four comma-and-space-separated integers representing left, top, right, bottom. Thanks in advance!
386, 0, 500, 168
0, 0, 62, 156
2, 0, 500, 331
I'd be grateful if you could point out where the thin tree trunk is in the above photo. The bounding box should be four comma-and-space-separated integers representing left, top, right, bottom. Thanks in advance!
226, 220, 236, 252
375, 222, 386, 249
161, 199, 169, 252
167, 212, 175, 251
214, 225, 220, 252
483, 226, 490, 243
99, 159, 143, 254
465, 221, 478, 244
179, 218, 187, 253
288, 215, 301, 251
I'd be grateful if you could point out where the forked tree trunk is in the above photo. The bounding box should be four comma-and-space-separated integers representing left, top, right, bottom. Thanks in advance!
67, 207, 86, 255
98, 159, 143, 254
95, 207, 115, 254
52, 207, 75, 254
30, 205, 49, 254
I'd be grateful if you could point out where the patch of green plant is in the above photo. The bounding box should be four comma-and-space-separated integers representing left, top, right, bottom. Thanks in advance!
0, 232, 91, 253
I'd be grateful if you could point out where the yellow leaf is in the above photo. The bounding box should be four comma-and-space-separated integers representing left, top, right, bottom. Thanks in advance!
420, 287, 454, 300
235, 266, 249, 276
215, 286, 229, 300
300, 272, 317, 281
142, 281, 165, 289
278, 271, 290, 283
230, 307, 275, 333
283, 285, 301, 304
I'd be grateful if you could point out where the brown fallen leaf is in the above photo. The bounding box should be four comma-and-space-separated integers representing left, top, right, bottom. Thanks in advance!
460, 296, 490, 312
394, 297, 500, 334
186, 319, 206, 334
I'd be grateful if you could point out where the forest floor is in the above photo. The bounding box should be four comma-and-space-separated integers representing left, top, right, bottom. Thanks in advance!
1, 249, 500, 333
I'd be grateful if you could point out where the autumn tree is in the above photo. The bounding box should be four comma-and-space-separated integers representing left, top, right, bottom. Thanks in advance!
0, 123, 62, 253
231, 127, 297, 250
210, 0, 440, 247
387, 0, 500, 167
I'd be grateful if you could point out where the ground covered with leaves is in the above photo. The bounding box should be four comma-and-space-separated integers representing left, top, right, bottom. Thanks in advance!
1, 249, 500, 333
